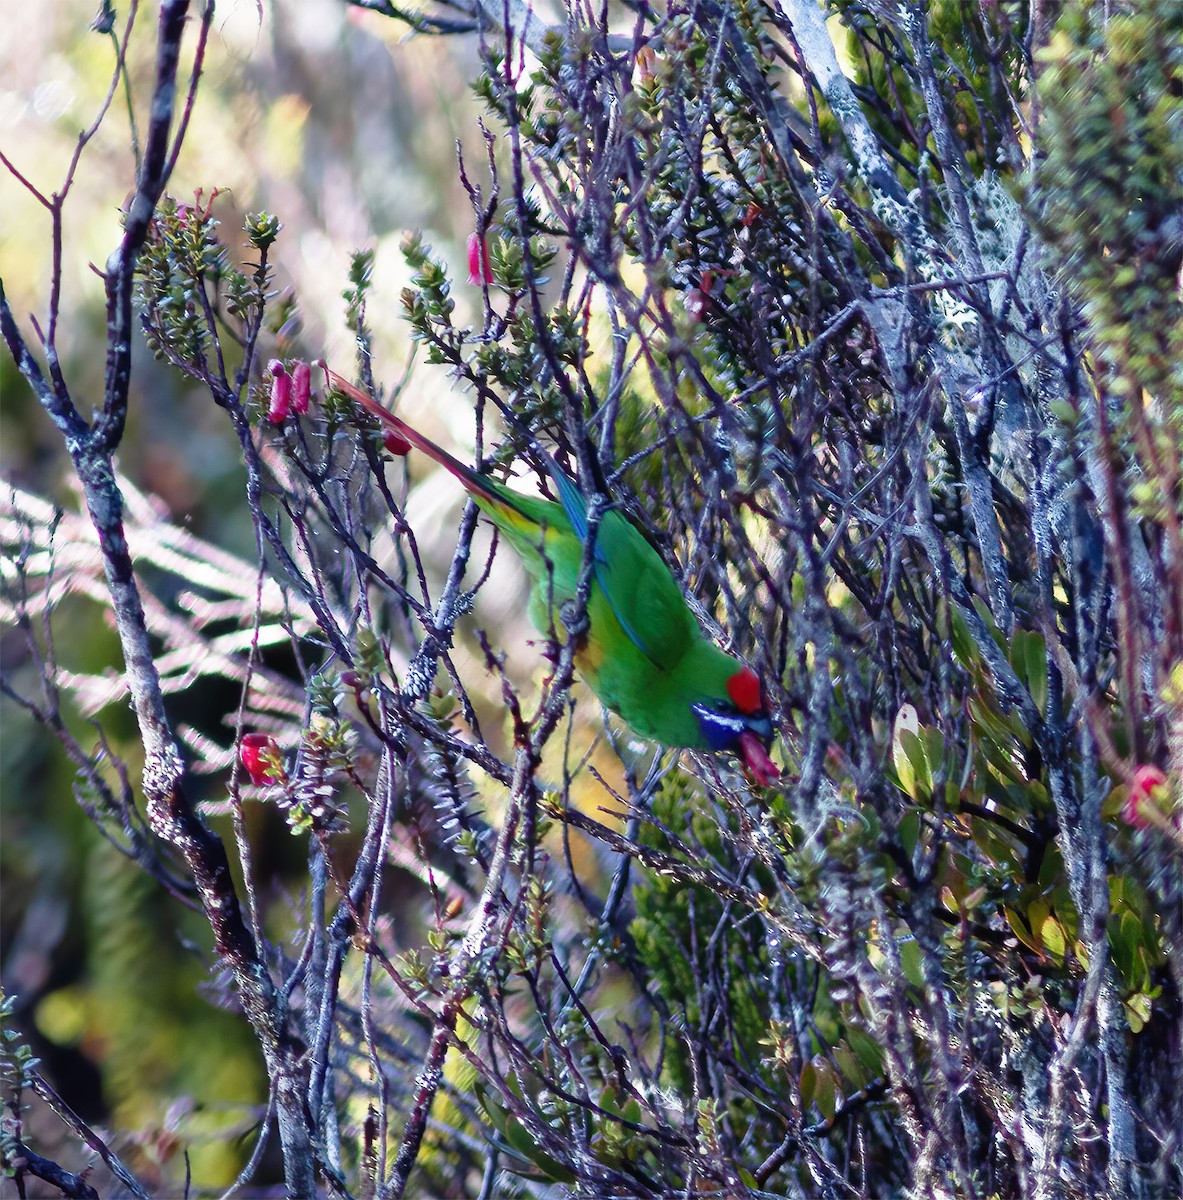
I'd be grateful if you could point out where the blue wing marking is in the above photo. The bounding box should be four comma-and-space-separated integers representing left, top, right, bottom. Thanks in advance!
549, 462, 663, 666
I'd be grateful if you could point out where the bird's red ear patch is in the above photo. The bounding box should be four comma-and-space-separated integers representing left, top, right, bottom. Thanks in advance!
727, 667, 763, 714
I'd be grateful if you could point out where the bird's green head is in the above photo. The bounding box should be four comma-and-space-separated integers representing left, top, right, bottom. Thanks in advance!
691, 666, 779, 785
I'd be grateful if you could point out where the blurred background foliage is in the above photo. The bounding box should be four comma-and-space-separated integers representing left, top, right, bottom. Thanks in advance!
1, 1, 501, 1189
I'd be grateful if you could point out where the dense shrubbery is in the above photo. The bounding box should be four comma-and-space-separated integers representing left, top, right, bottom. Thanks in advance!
2, 0, 1179, 1196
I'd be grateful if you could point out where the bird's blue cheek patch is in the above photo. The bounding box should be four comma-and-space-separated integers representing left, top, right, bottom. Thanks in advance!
692, 704, 747, 751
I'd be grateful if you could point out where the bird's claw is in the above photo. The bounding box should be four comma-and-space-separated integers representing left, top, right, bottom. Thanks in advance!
560, 600, 589, 638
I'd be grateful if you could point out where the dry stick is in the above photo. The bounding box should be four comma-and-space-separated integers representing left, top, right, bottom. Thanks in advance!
7, 1145, 98, 1200
380, 743, 531, 1200
795, 0, 1025, 657
27, 1072, 148, 1199
382, 430, 606, 1197
1039, 387, 1139, 1196
2, 3, 320, 1193
899, 4, 1017, 634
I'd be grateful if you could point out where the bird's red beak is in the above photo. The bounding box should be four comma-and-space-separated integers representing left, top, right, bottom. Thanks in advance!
738, 731, 779, 786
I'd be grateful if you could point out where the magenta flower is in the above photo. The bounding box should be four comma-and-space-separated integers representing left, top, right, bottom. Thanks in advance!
467, 232, 493, 287
266, 360, 291, 424
291, 360, 312, 414
239, 733, 286, 786
1123, 764, 1168, 830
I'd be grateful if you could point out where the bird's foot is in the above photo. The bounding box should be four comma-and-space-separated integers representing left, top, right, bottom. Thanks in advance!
560, 600, 589, 639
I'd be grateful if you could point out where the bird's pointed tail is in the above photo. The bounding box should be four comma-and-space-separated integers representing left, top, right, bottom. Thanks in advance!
327, 369, 506, 509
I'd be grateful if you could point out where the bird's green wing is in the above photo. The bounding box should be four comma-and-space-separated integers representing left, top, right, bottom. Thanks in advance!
546, 464, 697, 669
591, 510, 696, 669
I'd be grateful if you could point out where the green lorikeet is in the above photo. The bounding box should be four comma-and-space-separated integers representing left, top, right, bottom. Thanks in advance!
329, 372, 778, 784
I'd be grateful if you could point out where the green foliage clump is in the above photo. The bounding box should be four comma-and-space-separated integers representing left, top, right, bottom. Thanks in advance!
1033, 0, 1183, 406
136, 200, 280, 389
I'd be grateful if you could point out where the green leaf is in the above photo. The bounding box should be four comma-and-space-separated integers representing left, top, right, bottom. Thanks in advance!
599, 1085, 642, 1126
1005, 906, 1042, 955
503, 1114, 577, 1184
969, 699, 1029, 778
950, 607, 978, 669
1041, 915, 1066, 961
972, 818, 1019, 871
1124, 992, 1152, 1033
893, 732, 918, 798
895, 729, 932, 800
812, 1057, 839, 1119
1026, 895, 1051, 943
799, 1059, 817, 1109
967, 597, 1007, 651
474, 1084, 509, 1139
1114, 908, 1148, 979
1022, 632, 1049, 715
833, 1042, 867, 1087
1038, 843, 1065, 890
924, 727, 947, 782
847, 1025, 885, 1077
899, 937, 925, 989
898, 810, 921, 859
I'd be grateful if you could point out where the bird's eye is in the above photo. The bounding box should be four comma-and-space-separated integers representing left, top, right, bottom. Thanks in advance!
692, 703, 747, 751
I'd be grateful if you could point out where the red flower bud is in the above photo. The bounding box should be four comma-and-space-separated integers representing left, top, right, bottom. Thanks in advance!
1123, 764, 1167, 830
467, 232, 493, 287
267, 360, 291, 424
239, 733, 285, 786
384, 429, 412, 456
291, 360, 312, 414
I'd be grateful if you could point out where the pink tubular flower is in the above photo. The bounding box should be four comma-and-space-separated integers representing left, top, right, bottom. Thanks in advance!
467, 232, 493, 287
239, 733, 286, 786
291, 360, 312, 414
266, 360, 291, 424
1123, 764, 1168, 830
